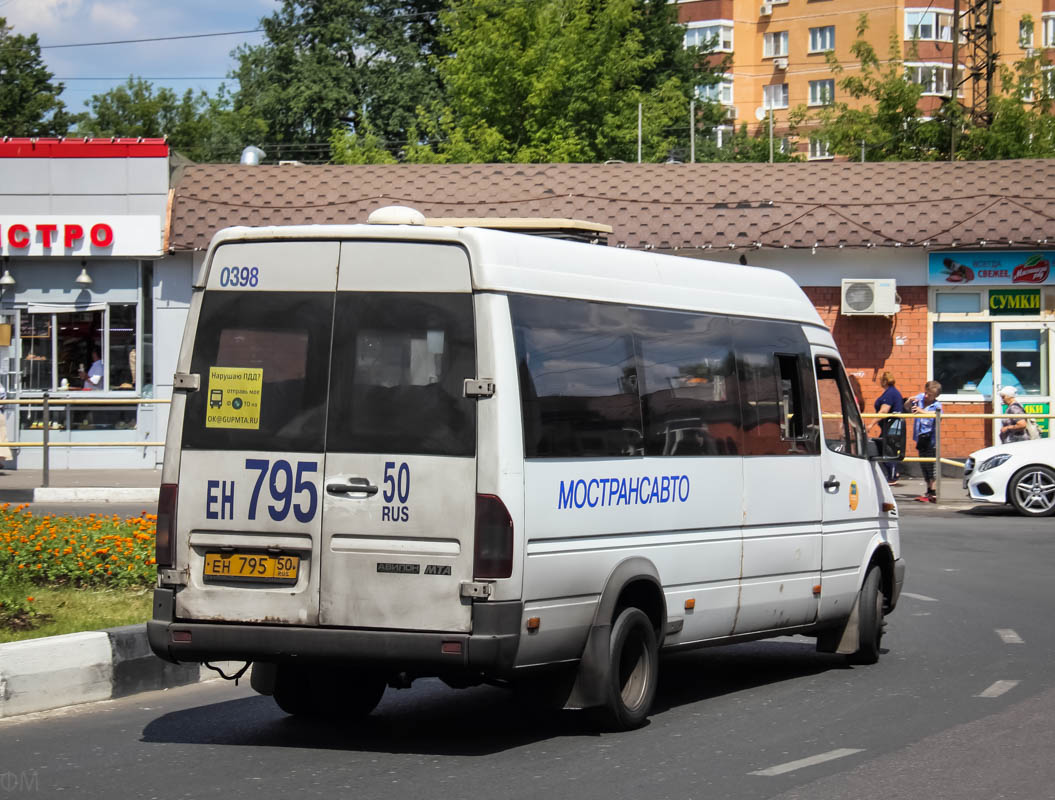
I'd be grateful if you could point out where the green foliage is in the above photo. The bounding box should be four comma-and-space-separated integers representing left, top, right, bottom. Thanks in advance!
799, 12, 1055, 161
76, 79, 266, 163
232, 0, 445, 163
796, 16, 944, 161
426, 0, 711, 163
0, 16, 71, 136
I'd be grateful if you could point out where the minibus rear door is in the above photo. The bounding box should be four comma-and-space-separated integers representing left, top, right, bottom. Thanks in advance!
318, 241, 478, 632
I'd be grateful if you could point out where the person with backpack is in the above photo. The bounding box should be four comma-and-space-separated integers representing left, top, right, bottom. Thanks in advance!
871, 371, 904, 485
998, 386, 1030, 443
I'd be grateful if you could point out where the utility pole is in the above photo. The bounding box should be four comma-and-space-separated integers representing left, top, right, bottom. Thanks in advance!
950, 0, 960, 160
637, 103, 642, 163
861, 140, 866, 162
690, 100, 695, 163
769, 108, 774, 163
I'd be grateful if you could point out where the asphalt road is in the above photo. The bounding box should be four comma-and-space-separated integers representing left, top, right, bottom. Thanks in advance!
2, 504, 1054, 799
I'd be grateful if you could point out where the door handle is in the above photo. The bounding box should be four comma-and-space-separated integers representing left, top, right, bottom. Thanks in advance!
326, 478, 379, 496
823, 476, 841, 491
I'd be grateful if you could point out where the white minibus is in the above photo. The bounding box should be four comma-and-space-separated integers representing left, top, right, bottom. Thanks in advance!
148, 209, 906, 730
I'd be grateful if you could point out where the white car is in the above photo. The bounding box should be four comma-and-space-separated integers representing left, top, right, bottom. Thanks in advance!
964, 439, 1055, 516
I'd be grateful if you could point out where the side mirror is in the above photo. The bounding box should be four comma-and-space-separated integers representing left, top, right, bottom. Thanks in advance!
869, 417, 906, 462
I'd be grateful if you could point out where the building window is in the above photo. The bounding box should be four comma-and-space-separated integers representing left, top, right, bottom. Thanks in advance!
808, 137, 832, 159
1020, 19, 1035, 48
1043, 14, 1055, 47
684, 21, 734, 52
906, 10, 954, 42
906, 63, 962, 96
763, 83, 789, 109
696, 75, 734, 106
809, 26, 835, 52
764, 31, 789, 58
809, 79, 835, 105
936, 292, 982, 313
1043, 66, 1055, 98
933, 321, 991, 395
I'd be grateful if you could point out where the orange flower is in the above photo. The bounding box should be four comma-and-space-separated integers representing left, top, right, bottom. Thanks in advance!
26, 596, 34, 603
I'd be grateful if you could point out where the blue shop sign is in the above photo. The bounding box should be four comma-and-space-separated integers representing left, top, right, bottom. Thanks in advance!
928, 252, 1055, 286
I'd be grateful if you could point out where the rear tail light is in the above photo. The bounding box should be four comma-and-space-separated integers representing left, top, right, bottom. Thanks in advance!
156, 483, 178, 568
474, 494, 513, 579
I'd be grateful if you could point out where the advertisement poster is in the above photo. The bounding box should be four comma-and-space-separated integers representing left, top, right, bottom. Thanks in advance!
928, 252, 1055, 286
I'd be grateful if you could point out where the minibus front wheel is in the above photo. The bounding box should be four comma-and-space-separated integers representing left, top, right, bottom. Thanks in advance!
848, 567, 884, 665
601, 606, 659, 730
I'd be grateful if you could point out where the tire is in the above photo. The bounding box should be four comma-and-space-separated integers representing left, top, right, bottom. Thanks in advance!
599, 607, 659, 730
848, 566, 884, 665
273, 664, 386, 719
1008, 465, 1055, 517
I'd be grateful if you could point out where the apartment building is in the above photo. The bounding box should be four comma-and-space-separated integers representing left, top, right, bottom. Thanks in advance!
676, 0, 1039, 158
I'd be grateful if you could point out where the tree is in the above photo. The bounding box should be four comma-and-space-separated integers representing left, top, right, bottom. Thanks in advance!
418, 0, 712, 163
76, 78, 266, 163
791, 16, 944, 161
232, 0, 445, 163
0, 16, 71, 136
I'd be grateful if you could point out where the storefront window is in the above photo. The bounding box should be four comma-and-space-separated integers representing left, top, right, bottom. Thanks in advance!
56, 310, 103, 390
19, 305, 138, 431
936, 292, 981, 313
109, 304, 136, 390
20, 314, 52, 391
933, 322, 991, 394
998, 329, 1048, 395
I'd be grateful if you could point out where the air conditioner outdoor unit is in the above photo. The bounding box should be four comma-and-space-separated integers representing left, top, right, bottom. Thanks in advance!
724, 105, 738, 120
841, 278, 900, 315
773, 57, 788, 70
760, 2, 772, 15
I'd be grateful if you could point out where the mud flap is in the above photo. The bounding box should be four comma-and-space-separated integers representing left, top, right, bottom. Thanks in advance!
816, 593, 861, 655
564, 622, 612, 709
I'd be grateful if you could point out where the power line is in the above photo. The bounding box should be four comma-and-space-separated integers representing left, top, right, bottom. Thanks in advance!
40, 29, 264, 50
57, 77, 228, 81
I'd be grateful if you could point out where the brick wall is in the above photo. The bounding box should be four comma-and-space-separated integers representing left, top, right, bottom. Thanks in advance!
804, 285, 993, 461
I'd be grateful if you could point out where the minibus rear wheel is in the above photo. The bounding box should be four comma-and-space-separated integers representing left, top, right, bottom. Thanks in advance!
848, 566, 884, 665
273, 664, 386, 718
600, 606, 659, 730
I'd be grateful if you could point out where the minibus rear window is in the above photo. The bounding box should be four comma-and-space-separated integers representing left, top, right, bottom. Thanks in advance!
327, 292, 476, 457
182, 291, 333, 453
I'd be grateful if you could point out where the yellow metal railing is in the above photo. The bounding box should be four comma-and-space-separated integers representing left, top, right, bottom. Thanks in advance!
0, 396, 171, 487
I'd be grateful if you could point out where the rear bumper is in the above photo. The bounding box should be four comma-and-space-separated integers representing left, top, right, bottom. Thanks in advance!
148, 589, 522, 676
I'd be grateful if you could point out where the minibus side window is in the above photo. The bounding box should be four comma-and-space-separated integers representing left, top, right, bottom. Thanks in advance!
511, 295, 642, 458
815, 355, 867, 457
733, 319, 819, 456
182, 291, 332, 453
632, 308, 742, 456
327, 292, 476, 457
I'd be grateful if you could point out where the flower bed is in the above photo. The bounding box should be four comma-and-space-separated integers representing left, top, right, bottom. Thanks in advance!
1, 504, 156, 628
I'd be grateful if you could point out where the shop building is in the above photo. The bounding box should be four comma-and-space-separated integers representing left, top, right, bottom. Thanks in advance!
161, 159, 1055, 463
0, 138, 187, 469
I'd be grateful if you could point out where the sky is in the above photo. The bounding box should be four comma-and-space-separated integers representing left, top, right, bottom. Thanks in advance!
1, 0, 277, 114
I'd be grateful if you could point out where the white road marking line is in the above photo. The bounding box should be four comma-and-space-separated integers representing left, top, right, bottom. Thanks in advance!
996, 628, 1024, 644
977, 680, 1020, 698
750, 748, 865, 777
902, 592, 939, 602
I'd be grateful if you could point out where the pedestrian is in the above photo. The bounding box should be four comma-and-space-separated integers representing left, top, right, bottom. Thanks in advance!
79, 348, 103, 391
998, 385, 1028, 443
907, 380, 942, 503
871, 371, 904, 485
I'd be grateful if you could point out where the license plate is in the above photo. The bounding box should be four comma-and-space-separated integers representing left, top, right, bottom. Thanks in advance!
203, 552, 299, 584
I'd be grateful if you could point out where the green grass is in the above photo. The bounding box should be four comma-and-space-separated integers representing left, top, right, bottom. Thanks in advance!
0, 586, 153, 644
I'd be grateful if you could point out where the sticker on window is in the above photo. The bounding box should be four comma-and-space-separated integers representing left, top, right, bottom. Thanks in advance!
206, 367, 263, 429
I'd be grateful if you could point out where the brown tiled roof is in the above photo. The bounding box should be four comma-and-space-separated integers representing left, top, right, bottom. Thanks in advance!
167, 160, 1055, 253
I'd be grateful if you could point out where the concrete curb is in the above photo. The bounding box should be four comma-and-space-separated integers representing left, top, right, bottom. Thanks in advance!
0, 624, 210, 718
29, 488, 160, 505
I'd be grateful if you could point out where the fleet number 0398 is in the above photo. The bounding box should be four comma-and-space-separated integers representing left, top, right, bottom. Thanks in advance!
218, 266, 259, 287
